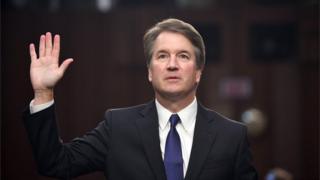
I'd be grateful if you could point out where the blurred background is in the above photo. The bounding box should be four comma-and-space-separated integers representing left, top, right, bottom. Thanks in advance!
1, 0, 319, 179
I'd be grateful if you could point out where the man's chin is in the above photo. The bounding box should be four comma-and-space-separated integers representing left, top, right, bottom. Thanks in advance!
156, 90, 187, 101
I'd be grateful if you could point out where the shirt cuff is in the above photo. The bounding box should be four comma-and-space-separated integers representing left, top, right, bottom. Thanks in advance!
30, 99, 54, 114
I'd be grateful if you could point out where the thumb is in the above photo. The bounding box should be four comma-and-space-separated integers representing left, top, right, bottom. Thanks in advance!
59, 58, 74, 74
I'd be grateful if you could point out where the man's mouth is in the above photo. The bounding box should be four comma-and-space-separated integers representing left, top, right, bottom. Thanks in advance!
165, 76, 180, 81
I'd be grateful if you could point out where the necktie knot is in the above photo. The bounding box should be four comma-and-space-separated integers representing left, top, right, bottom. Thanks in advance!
169, 114, 180, 127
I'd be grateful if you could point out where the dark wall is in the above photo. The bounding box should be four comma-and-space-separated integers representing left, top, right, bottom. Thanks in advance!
2, 3, 319, 180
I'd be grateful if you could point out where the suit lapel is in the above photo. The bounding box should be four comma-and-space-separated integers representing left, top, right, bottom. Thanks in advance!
135, 101, 166, 180
185, 103, 218, 180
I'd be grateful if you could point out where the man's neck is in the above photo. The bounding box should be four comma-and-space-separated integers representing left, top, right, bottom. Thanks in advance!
155, 93, 196, 113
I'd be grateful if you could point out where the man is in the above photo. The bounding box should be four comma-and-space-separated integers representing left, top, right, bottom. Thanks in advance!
24, 18, 258, 180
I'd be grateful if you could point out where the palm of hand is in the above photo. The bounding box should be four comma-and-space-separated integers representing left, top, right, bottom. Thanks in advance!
30, 56, 62, 89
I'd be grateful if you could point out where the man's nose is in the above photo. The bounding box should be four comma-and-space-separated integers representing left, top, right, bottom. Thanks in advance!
167, 55, 178, 70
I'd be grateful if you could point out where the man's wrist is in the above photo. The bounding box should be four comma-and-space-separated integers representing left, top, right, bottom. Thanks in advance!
33, 89, 54, 105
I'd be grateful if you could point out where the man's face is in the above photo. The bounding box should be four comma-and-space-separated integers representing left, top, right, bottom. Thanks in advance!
148, 31, 202, 100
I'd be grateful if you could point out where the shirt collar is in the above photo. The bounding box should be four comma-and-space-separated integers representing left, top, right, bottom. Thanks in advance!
156, 97, 197, 132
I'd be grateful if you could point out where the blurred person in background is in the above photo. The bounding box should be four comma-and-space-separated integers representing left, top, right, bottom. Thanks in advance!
266, 168, 293, 180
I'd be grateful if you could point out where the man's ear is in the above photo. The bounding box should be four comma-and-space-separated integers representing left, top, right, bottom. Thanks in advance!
196, 69, 202, 83
148, 68, 152, 82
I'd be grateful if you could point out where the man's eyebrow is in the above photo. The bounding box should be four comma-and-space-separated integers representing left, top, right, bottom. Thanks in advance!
177, 50, 191, 54
155, 50, 169, 54
155, 49, 192, 54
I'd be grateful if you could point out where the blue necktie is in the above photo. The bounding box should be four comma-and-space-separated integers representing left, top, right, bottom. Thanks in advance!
164, 114, 183, 180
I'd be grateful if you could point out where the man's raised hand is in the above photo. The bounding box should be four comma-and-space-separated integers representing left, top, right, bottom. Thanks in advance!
29, 32, 73, 105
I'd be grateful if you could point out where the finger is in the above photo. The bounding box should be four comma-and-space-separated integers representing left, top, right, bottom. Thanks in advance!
52, 34, 60, 59
29, 43, 37, 61
39, 35, 45, 58
59, 58, 74, 74
45, 32, 52, 56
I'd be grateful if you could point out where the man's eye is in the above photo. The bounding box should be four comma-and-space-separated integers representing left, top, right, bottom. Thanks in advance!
158, 54, 168, 59
178, 54, 190, 59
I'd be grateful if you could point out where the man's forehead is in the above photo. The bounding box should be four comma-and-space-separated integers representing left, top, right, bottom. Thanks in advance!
155, 31, 190, 42
153, 32, 194, 51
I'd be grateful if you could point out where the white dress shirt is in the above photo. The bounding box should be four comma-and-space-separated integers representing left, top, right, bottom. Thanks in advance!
30, 99, 54, 114
30, 98, 198, 177
155, 98, 197, 177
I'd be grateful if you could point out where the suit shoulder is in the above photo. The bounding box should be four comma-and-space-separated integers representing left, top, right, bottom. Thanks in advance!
202, 105, 246, 130
104, 103, 149, 116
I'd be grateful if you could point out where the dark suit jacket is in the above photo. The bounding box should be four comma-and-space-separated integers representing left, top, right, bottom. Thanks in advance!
23, 100, 258, 180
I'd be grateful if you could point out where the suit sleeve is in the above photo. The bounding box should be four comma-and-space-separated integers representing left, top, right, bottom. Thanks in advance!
22, 104, 111, 179
234, 127, 259, 180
